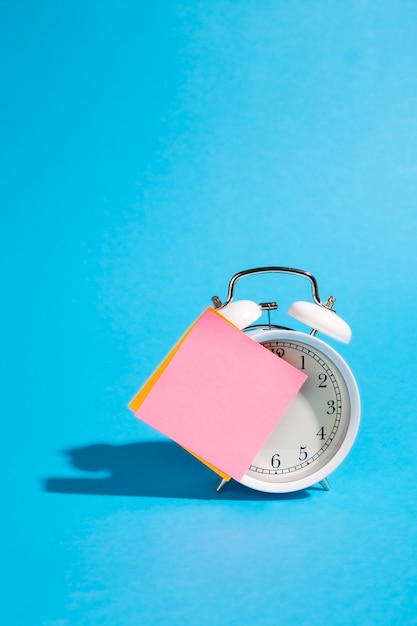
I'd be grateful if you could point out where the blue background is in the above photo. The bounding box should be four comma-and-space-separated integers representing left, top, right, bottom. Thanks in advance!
2, 2, 417, 624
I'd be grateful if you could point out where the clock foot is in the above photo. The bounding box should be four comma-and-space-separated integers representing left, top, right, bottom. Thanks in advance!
216, 477, 229, 492
319, 478, 330, 491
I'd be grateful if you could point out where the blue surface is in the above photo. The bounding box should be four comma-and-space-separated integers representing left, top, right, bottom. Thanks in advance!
2, 2, 417, 624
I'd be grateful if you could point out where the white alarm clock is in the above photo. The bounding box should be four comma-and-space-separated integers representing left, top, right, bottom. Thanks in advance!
212, 266, 360, 493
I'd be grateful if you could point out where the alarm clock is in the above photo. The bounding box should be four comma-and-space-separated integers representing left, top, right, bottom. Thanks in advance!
212, 266, 360, 493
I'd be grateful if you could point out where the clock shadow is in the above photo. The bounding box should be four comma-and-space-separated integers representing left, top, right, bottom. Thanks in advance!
44, 441, 314, 501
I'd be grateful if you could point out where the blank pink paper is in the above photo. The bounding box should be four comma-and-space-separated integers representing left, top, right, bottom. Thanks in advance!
133, 308, 307, 481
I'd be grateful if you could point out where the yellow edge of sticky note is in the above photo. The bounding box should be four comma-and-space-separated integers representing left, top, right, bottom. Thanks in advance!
128, 307, 234, 413
128, 314, 200, 412
128, 306, 237, 482
182, 447, 232, 482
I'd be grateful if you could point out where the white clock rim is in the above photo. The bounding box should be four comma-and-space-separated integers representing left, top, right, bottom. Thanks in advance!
239, 328, 361, 494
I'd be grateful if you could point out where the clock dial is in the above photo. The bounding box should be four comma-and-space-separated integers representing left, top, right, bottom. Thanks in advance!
241, 331, 354, 490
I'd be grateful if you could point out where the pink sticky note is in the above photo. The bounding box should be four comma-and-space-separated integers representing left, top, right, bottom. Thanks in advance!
134, 308, 307, 481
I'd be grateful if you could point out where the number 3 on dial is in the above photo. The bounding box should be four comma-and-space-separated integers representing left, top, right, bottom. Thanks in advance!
238, 329, 360, 493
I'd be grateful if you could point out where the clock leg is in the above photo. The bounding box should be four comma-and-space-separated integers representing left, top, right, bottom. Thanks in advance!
216, 477, 230, 492
319, 478, 330, 491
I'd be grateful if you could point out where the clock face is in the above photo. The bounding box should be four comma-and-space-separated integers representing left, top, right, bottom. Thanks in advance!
240, 329, 360, 493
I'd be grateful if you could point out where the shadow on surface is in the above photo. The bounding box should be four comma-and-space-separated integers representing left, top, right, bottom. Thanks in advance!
44, 441, 314, 501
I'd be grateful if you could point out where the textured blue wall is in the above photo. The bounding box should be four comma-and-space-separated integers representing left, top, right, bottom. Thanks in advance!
2, 2, 417, 624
